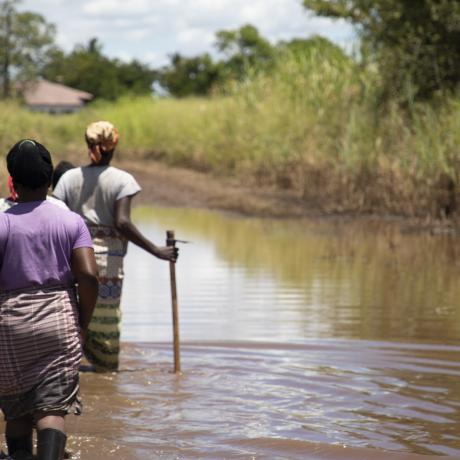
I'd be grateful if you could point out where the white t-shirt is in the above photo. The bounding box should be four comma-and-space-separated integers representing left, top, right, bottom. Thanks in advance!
53, 165, 141, 227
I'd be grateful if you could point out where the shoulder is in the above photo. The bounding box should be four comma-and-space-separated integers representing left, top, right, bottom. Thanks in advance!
107, 166, 137, 181
55, 167, 83, 190
46, 195, 69, 209
58, 167, 83, 184
54, 167, 82, 191
44, 203, 91, 245
43, 201, 79, 220
54, 206, 89, 235
104, 167, 140, 192
64, 208, 85, 224
54, 168, 84, 199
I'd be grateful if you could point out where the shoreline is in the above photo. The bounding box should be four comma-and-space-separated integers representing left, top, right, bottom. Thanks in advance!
116, 158, 458, 234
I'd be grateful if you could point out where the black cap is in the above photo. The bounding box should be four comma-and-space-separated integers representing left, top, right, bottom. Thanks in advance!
7, 139, 53, 189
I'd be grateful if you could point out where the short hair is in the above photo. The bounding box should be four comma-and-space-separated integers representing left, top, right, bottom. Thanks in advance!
52, 160, 75, 189
7, 139, 53, 189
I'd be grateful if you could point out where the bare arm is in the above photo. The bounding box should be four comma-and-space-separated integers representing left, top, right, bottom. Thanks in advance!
114, 195, 178, 262
71, 247, 99, 335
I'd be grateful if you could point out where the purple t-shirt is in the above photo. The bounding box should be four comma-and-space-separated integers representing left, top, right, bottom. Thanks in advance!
0, 200, 93, 291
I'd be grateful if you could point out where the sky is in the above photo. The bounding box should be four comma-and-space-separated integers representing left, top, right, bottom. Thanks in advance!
21, 0, 354, 67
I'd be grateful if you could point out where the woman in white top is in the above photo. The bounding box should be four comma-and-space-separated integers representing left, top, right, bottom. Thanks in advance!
54, 121, 178, 372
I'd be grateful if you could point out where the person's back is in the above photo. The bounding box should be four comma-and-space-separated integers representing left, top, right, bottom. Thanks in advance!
0, 139, 98, 460
0, 200, 85, 395
0, 200, 89, 290
53, 120, 177, 373
54, 165, 140, 227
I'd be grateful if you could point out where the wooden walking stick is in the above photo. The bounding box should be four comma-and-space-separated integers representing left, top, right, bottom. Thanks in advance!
166, 230, 180, 373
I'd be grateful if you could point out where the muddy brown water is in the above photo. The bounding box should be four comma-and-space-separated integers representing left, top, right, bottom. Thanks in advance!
4, 208, 460, 459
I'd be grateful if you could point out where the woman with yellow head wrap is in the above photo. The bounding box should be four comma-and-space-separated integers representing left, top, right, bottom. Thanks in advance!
54, 121, 178, 372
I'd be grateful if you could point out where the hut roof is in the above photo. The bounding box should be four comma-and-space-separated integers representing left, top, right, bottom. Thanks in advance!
23, 79, 93, 107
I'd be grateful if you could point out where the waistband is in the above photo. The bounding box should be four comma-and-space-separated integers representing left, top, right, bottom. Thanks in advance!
87, 225, 125, 240
0, 283, 76, 299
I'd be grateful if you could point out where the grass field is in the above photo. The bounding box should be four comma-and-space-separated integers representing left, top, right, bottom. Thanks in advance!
1, 49, 460, 219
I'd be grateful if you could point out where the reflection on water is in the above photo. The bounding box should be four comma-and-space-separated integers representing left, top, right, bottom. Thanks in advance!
26, 207, 458, 459
123, 208, 460, 343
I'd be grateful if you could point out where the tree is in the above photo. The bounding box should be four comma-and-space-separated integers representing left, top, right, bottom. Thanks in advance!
158, 52, 221, 97
155, 25, 275, 97
215, 24, 274, 81
42, 38, 121, 100
0, 0, 57, 98
302, 0, 460, 100
279, 35, 348, 61
42, 38, 156, 100
116, 59, 156, 96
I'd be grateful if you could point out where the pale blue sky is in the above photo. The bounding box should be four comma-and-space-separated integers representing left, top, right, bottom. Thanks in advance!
21, 0, 354, 66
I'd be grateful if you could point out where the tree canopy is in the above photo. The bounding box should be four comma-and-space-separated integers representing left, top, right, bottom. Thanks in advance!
215, 24, 274, 81
280, 35, 347, 61
157, 24, 277, 97
156, 26, 350, 97
42, 38, 156, 100
0, 0, 57, 98
158, 52, 221, 97
302, 0, 460, 100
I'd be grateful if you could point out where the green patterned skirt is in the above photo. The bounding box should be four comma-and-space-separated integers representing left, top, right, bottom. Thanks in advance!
84, 226, 128, 372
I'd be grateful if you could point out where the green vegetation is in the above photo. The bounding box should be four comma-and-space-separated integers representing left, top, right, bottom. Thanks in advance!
302, 0, 460, 101
42, 38, 156, 100
0, 0, 56, 98
1, 1, 460, 218
159, 53, 221, 98
0, 2, 155, 100
1, 41, 459, 218
158, 24, 277, 97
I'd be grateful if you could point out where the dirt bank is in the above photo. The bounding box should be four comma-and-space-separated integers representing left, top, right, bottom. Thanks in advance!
118, 158, 319, 218
114, 158, 457, 235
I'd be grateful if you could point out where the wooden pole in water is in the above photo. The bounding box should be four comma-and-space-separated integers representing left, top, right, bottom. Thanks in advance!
166, 230, 180, 373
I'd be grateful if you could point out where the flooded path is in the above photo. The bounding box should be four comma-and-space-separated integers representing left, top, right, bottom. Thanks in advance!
70, 340, 460, 459
9, 208, 460, 459
123, 208, 460, 345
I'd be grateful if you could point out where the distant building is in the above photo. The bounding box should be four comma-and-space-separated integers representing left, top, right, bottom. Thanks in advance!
22, 79, 93, 114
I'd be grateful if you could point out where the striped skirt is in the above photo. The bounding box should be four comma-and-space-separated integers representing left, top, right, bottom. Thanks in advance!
85, 226, 127, 372
0, 285, 82, 420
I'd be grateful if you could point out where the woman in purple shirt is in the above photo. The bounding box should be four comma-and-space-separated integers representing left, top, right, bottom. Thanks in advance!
0, 140, 98, 460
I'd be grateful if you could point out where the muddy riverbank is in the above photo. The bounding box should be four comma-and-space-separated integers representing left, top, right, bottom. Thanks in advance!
115, 158, 458, 234
118, 158, 317, 218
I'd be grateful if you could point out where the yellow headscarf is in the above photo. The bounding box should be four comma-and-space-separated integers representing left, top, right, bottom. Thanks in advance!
85, 121, 119, 164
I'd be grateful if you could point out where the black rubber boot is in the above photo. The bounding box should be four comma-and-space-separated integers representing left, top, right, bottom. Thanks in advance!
37, 428, 67, 460
6, 434, 33, 458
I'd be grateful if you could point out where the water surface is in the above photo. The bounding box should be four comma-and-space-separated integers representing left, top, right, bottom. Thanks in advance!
123, 208, 460, 344
10, 208, 460, 459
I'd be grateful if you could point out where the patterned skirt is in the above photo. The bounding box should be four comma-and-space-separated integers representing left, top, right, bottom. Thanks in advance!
84, 226, 127, 372
0, 285, 82, 421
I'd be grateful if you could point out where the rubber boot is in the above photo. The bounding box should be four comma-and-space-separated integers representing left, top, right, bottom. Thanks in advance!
37, 428, 66, 460
6, 434, 33, 459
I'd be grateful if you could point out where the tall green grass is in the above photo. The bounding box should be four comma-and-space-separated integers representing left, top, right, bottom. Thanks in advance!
1, 48, 460, 218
